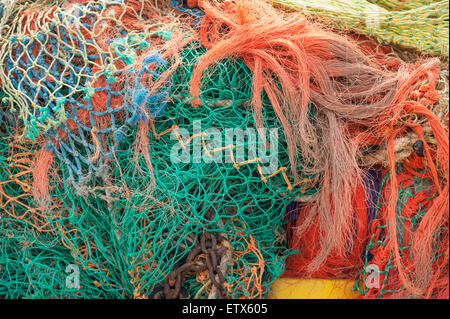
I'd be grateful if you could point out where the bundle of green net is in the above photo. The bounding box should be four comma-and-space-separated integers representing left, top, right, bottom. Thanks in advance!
0, 40, 317, 298
270, 0, 449, 56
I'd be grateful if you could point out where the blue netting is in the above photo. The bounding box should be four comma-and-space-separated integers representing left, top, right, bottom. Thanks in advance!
1, 0, 172, 187
172, 0, 205, 26
45, 52, 171, 187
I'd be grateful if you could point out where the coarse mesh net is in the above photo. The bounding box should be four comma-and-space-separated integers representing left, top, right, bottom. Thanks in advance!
0, 0, 448, 300
0, 33, 316, 298
0, 0, 175, 186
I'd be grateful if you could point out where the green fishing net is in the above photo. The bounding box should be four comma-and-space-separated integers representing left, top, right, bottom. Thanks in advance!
0, 40, 316, 298
270, 0, 449, 56
2, 0, 446, 301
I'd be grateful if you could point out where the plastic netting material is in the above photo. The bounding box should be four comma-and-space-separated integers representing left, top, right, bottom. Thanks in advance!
270, 0, 449, 56
0, 36, 313, 298
0, 0, 448, 299
172, 0, 204, 24
355, 165, 448, 299
0, 0, 176, 187
0, 131, 88, 298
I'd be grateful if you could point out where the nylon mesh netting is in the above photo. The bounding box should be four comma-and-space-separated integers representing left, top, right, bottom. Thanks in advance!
0, 0, 448, 300
0, 11, 315, 296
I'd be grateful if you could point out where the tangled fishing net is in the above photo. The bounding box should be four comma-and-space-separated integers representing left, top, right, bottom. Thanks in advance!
270, 0, 449, 56
0, 0, 448, 299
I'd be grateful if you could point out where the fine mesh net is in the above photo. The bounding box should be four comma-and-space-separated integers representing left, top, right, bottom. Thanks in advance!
269, 0, 449, 55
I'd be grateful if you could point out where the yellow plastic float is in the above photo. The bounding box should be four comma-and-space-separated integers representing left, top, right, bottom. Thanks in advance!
271, 278, 359, 299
